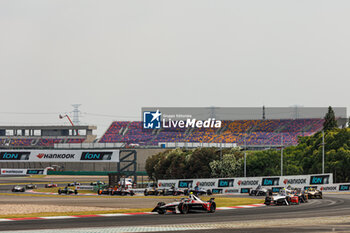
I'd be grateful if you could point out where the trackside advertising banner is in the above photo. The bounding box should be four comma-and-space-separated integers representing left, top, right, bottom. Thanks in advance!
0, 150, 119, 162
158, 173, 338, 194
1, 168, 46, 175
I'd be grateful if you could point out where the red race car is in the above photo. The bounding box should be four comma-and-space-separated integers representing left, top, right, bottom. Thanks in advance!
45, 183, 58, 188
152, 194, 216, 214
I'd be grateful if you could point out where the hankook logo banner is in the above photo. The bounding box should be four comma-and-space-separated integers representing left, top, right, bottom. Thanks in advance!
0, 150, 119, 162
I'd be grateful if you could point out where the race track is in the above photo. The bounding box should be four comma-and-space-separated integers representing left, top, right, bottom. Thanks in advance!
1, 176, 350, 232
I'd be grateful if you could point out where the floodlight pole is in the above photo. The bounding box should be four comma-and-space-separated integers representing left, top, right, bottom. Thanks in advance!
244, 133, 247, 177
322, 130, 325, 174
281, 133, 283, 176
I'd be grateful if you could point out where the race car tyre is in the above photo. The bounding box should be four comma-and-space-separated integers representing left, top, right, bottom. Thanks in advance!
276, 199, 284, 205
144, 190, 148, 196
209, 202, 216, 213
74, 190, 78, 195
180, 203, 189, 214
58, 189, 61, 194
156, 201, 166, 213
207, 190, 212, 195
157, 209, 166, 215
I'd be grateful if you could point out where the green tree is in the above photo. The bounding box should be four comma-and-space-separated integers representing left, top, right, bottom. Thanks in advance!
323, 106, 338, 131
146, 129, 350, 182
145, 151, 163, 181
246, 150, 281, 177
186, 148, 220, 178
210, 154, 243, 178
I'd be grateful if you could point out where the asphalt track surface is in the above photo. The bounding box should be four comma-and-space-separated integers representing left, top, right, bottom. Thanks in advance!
0, 195, 349, 232
1, 176, 350, 232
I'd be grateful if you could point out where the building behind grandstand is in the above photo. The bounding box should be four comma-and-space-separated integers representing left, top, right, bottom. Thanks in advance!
0, 125, 96, 148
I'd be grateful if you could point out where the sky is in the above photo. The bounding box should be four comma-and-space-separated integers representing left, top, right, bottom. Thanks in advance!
0, 0, 349, 137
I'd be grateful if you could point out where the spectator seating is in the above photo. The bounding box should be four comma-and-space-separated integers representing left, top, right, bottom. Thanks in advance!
99, 118, 324, 146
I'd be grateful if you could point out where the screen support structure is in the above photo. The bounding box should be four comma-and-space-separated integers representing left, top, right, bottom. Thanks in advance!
116, 150, 137, 184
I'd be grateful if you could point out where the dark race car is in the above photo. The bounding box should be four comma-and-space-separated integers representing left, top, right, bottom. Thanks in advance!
58, 187, 78, 195
45, 183, 58, 188
90, 181, 105, 186
249, 185, 268, 196
97, 187, 113, 195
152, 194, 216, 214
159, 188, 185, 196
97, 186, 135, 196
111, 188, 135, 196
25, 183, 37, 189
12, 185, 25, 192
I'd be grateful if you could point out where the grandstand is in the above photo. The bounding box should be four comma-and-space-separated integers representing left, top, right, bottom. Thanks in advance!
2, 107, 346, 149
0, 125, 96, 148
99, 118, 325, 147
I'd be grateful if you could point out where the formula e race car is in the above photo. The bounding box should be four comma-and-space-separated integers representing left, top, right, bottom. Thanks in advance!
97, 187, 135, 196
290, 188, 308, 203
25, 183, 37, 189
184, 188, 212, 196
152, 194, 216, 214
305, 188, 323, 199
12, 185, 25, 192
111, 188, 135, 196
264, 189, 300, 206
90, 181, 105, 186
97, 187, 112, 195
249, 185, 268, 196
45, 183, 58, 188
144, 183, 160, 196
265, 192, 291, 205
58, 187, 78, 195
159, 188, 185, 196
67, 182, 81, 187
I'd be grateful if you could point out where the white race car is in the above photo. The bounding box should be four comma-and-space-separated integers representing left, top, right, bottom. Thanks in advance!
12, 185, 25, 192
152, 194, 216, 214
